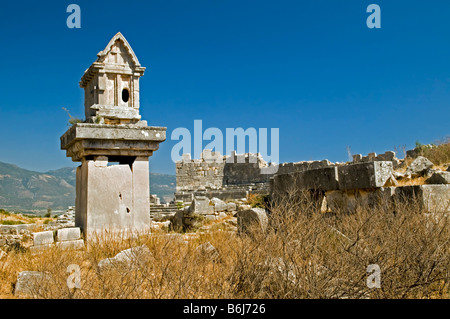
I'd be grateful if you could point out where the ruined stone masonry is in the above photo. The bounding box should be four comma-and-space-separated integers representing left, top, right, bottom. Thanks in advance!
61, 32, 166, 238
174, 149, 331, 204
271, 151, 450, 215
175, 147, 450, 221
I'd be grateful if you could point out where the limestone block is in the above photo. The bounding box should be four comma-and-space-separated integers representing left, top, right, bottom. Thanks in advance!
210, 197, 228, 212
381, 151, 396, 161
238, 204, 251, 211
77, 158, 151, 237
353, 154, 362, 162
325, 190, 363, 213
218, 211, 228, 219
55, 239, 84, 250
226, 202, 237, 212
56, 227, 81, 242
296, 166, 339, 191
14, 271, 52, 297
196, 242, 219, 260
426, 171, 450, 184
29, 244, 54, 254
190, 196, 214, 215
325, 189, 381, 213
33, 231, 54, 246
97, 245, 152, 271
405, 156, 434, 176
204, 215, 217, 221
237, 208, 269, 235
394, 185, 450, 213
60, 123, 166, 161
338, 161, 393, 190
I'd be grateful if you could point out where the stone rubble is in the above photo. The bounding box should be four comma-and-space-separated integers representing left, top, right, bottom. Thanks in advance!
97, 245, 152, 271
29, 227, 84, 253
196, 242, 220, 261
426, 171, 450, 185
237, 208, 269, 235
271, 153, 450, 214
14, 271, 53, 297
56, 206, 75, 227
406, 156, 434, 177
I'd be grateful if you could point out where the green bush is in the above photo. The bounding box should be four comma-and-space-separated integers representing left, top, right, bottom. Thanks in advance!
0, 209, 11, 216
1, 220, 24, 225
246, 194, 270, 209
176, 201, 184, 210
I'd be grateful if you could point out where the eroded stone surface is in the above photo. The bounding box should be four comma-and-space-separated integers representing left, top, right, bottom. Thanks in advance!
426, 171, 450, 185
237, 208, 269, 235
97, 245, 152, 271
14, 271, 52, 297
190, 196, 214, 215
406, 156, 434, 176
338, 161, 393, 190
32, 231, 54, 246
56, 227, 81, 242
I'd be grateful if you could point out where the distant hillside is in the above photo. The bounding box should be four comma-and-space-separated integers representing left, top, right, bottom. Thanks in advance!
0, 161, 175, 213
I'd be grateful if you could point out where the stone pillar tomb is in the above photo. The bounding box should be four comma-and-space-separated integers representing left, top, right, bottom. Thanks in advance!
61, 32, 166, 238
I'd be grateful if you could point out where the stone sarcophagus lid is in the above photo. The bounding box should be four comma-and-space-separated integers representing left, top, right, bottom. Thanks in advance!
61, 32, 166, 238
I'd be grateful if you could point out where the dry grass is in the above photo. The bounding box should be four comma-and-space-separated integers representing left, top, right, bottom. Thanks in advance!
1, 189, 449, 299
0, 209, 55, 226
396, 176, 428, 186
416, 138, 450, 166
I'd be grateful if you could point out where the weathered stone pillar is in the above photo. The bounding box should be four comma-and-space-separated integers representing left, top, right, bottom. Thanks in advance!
61, 32, 166, 238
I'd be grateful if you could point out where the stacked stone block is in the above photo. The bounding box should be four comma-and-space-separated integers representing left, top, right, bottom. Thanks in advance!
271, 158, 449, 214
352, 151, 401, 168
175, 150, 276, 204
30, 227, 84, 253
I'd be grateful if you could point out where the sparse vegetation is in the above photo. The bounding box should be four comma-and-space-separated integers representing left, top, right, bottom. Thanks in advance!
0, 209, 11, 216
175, 201, 184, 210
1, 186, 448, 299
0, 208, 55, 226
184, 213, 206, 232
44, 211, 51, 218
415, 137, 450, 166
246, 194, 270, 209
62, 107, 83, 125
1, 220, 24, 225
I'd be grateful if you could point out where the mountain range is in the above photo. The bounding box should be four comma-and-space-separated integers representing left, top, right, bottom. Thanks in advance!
0, 161, 175, 214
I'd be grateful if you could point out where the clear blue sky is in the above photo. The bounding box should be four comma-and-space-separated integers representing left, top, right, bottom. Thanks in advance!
0, 0, 449, 175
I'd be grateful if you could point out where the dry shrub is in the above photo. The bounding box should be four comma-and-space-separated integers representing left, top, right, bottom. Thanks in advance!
246, 193, 270, 208
257, 183, 450, 299
1, 185, 449, 299
417, 137, 450, 166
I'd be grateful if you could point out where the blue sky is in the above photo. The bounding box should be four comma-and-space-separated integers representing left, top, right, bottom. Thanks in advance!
0, 0, 449, 175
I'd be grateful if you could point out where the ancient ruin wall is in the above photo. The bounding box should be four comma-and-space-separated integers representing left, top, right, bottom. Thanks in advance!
176, 151, 272, 192
176, 150, 336, 193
